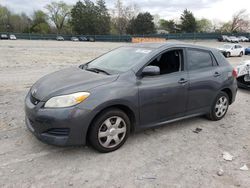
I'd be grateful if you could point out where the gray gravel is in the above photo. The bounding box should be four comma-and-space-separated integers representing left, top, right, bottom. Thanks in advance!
0, 40, 250, 188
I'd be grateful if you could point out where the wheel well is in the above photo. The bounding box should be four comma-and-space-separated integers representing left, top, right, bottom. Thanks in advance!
87, 105, 136, 140
221, 88, 233, 104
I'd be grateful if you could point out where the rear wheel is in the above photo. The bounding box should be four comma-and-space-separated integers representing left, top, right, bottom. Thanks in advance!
239, 51, 243, 57
207, 91, 229, 121
89, 108, 130, 153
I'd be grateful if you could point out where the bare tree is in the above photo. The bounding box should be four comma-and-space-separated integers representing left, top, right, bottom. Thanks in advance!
45, 1, 71, 34
111, 0, 139, 34
230, 9, 250, 32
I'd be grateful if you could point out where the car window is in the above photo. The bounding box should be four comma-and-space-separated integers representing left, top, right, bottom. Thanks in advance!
147, 49, 183, 75
222, 45, 232, 49
87, 47, 153, 74
187, 49, 213, 71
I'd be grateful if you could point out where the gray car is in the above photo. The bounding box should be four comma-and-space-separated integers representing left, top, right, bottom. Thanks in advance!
25, 43, 237, 152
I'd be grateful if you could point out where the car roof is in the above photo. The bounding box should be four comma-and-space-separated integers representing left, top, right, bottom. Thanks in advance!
223, 44, 234, 46
130, 42, 215, 51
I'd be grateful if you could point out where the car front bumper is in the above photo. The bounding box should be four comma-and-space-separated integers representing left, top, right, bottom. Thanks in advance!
25, 92, 93, 146
245, 50, 250, 55
237, 76, 250, 89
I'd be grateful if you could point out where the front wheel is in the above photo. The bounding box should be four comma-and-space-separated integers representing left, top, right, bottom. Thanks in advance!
225, 52, 230, 58
239, 51, 243, 57
207, 91, 229, 121
89, 108, 130, 153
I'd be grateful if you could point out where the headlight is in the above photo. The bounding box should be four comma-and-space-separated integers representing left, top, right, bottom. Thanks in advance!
44, 92, 90, 108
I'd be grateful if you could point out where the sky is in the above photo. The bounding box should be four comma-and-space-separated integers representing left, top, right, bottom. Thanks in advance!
1, 0, 250, 22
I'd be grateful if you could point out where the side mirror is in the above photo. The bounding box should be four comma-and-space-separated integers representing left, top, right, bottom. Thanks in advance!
142, 66, 160, 76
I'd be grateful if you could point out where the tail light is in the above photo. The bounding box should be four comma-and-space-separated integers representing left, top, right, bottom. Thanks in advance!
232, 68, 238, 78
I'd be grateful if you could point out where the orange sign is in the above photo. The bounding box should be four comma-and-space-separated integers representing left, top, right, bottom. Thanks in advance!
132, 37, 166, 43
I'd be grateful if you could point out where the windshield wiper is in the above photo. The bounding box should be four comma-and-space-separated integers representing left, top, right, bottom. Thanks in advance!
86, 67, 110, 75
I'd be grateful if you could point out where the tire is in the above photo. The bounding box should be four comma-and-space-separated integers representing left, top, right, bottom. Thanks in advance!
239, 51, 243, 57
207, 91, 229, 121
89, 108, 130, 153
226, 52, 230, 58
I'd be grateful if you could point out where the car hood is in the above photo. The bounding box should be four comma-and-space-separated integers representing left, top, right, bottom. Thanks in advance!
218, 48, 230, 51
31, 67, 118, 101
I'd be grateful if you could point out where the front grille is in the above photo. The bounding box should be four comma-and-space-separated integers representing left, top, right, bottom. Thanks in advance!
45, 128, 70, 136
30, 95, 40, 105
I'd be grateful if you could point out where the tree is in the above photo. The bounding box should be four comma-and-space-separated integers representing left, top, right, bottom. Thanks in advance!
127, 12, 156, 35
96, 0, 111, 34
112, 0, 127, 35
219, 22, 232, 33
0, 5, 11, 32
153, 14, 160, 29
180, 9, 197, 33
196, 18, 213, 33
217, 10, 250, 33
111, 0, 139, 35
0, 5, 31, 33
230, 9, 250, 32
71, 0, 111, 35
71, 0, 96, 34
30, 10, 50, 34
159, 19, 178, 33
45, 1, 71, 34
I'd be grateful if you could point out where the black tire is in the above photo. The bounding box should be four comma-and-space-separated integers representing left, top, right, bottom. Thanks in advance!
239, 51, 243, 57
207, 91, 229, 121
226, 52, 230, 58
88, 108, 130, 153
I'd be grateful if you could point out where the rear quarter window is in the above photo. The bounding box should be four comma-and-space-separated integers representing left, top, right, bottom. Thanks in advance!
187, 49, 213, 70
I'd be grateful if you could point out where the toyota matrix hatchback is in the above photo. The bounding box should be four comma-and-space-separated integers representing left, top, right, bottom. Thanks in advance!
25, 43, 237, 152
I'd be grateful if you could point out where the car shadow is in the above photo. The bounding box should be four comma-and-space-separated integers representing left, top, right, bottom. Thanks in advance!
37, 115, 210, 156
238, 87, 250, 92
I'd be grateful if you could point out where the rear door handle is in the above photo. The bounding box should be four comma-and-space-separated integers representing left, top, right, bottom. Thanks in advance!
214, 72, 221, 77
178, 78, 188, 84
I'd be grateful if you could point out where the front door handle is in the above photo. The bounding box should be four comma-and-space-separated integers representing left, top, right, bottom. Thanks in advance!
178, 78, 188, 84
214, 72, 221, 77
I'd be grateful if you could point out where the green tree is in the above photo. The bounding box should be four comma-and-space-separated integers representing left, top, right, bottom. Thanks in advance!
96, 0, 111, 34
71, 0, 111, 35
0, 5, 31, 33
0, 5, 11, 32
219, 22, 232, 33
127, 12, 155, 34
30, 10, 50, 34
180, 9, 197, 33
159, 19, 177, 33
196, 18, 213, 33
45, 1, 71, 34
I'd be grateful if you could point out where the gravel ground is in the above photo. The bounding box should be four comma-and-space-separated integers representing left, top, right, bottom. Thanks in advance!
0, 40, 250, 188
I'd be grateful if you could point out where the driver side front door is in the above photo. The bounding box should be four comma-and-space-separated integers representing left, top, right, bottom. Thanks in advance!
137, 49, 188, 128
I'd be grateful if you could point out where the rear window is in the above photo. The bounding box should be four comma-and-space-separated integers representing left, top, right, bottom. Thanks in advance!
187, 49, 213, 70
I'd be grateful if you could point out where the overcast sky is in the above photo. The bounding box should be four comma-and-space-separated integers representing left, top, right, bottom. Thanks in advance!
1, 0, 250, 22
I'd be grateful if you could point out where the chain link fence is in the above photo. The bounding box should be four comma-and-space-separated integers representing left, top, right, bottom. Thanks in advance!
1, 32, 249, 42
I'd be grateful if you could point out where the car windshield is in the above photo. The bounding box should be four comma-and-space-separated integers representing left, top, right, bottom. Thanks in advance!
222, 45, 232, 49
86, 47, 152, 74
